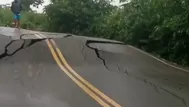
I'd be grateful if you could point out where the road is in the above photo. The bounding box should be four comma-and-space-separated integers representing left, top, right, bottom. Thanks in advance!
0, 27, 189, 107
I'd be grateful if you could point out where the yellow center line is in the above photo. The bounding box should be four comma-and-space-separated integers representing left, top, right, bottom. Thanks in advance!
49, 39, 122, 107
46, 39, 110, 107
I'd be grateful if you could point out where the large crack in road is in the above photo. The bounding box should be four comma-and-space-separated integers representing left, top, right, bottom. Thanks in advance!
85, 40, 187, 106
0, 31, 188, 107
126, 72, 187, 106
85, 40, 123, 71
0, 33, 73, 60
0, 39, 44, 59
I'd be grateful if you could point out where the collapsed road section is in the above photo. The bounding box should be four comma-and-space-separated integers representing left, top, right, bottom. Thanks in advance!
0, 27, 189, 107
54, 36, 189, 107
0, 36, 43, 59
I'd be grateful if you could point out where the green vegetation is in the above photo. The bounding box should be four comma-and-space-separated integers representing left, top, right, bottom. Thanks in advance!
21, 0, 44, 10
21, 11, 48, 31
0, 0, 189, 66
0, 8, 12, 26
0, 7, 47, 31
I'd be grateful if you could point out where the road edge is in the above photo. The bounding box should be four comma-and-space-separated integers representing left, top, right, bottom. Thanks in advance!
128, 45, 189, 73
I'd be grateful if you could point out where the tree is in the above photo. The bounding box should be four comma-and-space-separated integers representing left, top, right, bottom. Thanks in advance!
45, 0, 113, 34
21, 0, 44, 11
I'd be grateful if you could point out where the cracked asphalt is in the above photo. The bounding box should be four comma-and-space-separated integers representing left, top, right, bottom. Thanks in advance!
0, 27, 189, 107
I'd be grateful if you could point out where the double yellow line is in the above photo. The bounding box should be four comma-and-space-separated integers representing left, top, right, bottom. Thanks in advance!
45, 38, 122, 107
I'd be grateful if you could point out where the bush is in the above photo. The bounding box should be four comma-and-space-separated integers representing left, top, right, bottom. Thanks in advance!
0, 7, 48, 31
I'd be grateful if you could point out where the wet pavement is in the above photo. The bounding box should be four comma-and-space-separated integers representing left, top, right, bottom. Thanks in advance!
0, 27, 189, 107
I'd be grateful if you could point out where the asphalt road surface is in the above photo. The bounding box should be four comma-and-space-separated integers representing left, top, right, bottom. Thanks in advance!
0, 27, 189, 107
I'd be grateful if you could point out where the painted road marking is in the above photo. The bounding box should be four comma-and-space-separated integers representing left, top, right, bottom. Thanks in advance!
35, 33, 46, 39
46, 39, 111, 107
48, 39, 122, 107
38, 33, 46, 38
35, 34, 43, 39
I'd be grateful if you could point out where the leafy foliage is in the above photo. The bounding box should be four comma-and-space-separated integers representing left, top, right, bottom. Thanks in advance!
120, 0, 189, 65
45, 0, 114, 35
21, 11, 48, 30
0, 7, 47, 31
0, 8, 12, 26
21, 0, 44, 11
